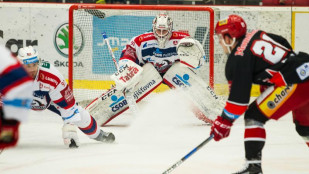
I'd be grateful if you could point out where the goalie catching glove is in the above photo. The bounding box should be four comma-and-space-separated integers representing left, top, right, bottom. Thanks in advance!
111, 59, 143, 93
177, 37, 206, 69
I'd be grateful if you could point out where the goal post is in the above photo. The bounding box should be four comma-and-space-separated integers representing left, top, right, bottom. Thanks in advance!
68, 4, 215, 103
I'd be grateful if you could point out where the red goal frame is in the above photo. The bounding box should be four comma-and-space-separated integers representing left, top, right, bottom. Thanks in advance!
68, 4, 214, 90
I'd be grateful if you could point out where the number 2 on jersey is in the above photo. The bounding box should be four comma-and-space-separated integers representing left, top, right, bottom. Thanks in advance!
251, 33, 288, 64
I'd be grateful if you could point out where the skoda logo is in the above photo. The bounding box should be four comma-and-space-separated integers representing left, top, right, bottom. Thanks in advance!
54, 23, 84, 57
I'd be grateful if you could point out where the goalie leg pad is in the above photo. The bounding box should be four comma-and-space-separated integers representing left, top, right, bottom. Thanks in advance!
163, 62, 226, 122
86, 63, 163, 126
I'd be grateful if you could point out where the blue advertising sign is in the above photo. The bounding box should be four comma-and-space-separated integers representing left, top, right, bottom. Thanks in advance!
92, 15, 154, 74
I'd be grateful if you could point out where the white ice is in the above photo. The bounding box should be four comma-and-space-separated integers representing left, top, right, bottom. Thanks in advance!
0, 90, 308, 174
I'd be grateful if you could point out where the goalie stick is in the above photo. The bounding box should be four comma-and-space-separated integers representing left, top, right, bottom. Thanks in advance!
102, 32, 139, 113
162, 134, 214, 174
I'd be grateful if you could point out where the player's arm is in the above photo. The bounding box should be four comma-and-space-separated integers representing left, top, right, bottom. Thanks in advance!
112, 36, 145, 93
211, 55, 253, 141
47, 70, 78, 122
119, 36, 141, 67
45, 68, 81, 147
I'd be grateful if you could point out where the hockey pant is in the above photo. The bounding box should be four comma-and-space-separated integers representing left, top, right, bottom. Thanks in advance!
48, 104, 100, 139
244, 81, 309, 161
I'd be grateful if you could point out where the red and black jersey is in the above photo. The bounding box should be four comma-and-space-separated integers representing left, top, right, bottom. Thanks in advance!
222, 30, 300, 120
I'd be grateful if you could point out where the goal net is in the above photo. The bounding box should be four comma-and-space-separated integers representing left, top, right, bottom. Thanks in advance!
68, 5, 226, 105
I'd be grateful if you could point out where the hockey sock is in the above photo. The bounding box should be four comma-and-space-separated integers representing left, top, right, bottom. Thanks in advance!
244, 119, 266, 161
302, 136, 309, 147
79, 116, 100, 139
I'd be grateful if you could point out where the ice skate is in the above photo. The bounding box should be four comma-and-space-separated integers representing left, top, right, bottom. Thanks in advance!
232, 162, 263, 174
95, 130, 115, 143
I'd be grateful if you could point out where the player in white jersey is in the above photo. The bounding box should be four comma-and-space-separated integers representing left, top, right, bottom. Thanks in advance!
0, 45, 33, 150
17, 46, 115, 148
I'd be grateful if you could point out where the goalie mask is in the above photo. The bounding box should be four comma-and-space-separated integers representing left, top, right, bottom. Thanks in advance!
152, 12, 173, 49
17, 46, 40, 79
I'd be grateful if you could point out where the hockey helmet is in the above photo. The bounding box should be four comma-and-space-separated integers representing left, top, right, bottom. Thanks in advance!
215, 14, 247, 39
17, 46, 40, 65
152, 12, 173, 48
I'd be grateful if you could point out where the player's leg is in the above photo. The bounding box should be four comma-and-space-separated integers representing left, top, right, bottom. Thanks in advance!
293, 104, 309, 147
234, 83, 309, 174
75, 106, 115, 143
234, 103, 268, 174
292, 83, 309, 147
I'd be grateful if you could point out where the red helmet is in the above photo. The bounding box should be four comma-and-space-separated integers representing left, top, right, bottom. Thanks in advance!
215, 14, 247, 39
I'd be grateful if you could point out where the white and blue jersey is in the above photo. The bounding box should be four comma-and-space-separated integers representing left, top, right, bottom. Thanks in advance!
0, 45, 33, 122
31, 62, 80, 123
31, 62, 99, 138
120, 31, 190, 75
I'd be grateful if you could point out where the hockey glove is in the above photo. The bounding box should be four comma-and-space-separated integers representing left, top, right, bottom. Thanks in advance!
177, 37, 206, 69
62, 123, 80, 148
0, 118, 20, 150
210, 116, 233, 141
111, 59, 143, 93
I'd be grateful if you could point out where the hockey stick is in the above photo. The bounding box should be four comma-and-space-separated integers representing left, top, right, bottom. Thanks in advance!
162, 134, 214, 174
102, 32, 119, 71
102, 32, 139, 113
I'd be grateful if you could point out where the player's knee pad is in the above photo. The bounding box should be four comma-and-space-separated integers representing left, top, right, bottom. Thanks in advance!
244, 102, 269, 124
295, 122, 309, 136
245, 118, 264, 127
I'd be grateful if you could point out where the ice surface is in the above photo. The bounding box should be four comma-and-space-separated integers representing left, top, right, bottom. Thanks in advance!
0, 90, 308, 174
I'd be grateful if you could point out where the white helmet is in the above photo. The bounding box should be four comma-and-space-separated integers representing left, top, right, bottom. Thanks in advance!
17, 46, 40, 65
152, 12, 173, 49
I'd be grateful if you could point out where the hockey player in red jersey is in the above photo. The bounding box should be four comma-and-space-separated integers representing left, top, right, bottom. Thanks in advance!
0, 45, 33, 150
18, 46, 115, 148
210, 14, 309, 173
